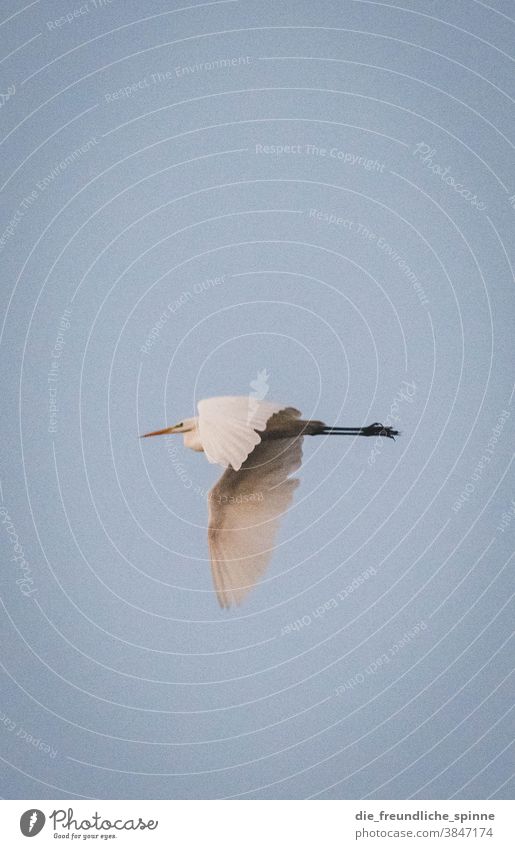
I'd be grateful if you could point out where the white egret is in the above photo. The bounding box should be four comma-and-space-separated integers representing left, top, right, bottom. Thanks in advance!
142, 397, 398, 607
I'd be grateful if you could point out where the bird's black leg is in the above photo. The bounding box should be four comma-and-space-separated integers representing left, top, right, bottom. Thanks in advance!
320, 423, 399, 440
359, 422, 399, 440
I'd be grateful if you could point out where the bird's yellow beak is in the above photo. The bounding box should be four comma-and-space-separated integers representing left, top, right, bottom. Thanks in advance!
140, 426, 176, 438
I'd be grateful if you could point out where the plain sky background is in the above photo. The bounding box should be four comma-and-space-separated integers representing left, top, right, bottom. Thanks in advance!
0, 0, 513, 799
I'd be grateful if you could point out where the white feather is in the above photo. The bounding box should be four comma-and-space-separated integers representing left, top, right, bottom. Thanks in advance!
197, 396, 286, 470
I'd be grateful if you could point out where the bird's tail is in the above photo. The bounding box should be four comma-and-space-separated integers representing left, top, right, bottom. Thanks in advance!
316, 422, 399, 440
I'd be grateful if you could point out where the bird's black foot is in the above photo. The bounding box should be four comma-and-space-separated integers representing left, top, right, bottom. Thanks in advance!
361, 422, 399, 440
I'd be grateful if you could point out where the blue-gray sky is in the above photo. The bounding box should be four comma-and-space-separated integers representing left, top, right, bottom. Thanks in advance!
0, 0, 513, 799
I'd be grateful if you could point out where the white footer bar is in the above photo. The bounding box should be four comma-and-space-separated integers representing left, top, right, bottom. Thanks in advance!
1, 799, 512, 847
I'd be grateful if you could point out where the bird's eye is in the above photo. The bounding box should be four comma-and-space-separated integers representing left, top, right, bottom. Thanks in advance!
176, 422, 183, 428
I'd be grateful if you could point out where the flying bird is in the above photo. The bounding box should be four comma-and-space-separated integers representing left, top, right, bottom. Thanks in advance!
142, 396, 398, 607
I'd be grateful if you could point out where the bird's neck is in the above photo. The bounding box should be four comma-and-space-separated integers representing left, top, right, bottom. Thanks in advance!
183, 421, 203, 452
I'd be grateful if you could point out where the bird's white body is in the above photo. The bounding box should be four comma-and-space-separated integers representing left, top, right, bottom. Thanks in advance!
163, 397, 320, 470
141, 395, 397, 607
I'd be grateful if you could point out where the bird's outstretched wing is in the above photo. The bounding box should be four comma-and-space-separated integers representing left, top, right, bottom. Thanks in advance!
198, 396, 299, 470
207, 436, 303, 608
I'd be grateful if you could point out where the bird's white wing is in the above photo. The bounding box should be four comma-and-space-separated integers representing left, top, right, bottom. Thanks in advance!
208, 437, 303, 607
198, 396, 289, 470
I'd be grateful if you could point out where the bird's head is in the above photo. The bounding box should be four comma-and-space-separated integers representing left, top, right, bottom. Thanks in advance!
140, 417, 196, 438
